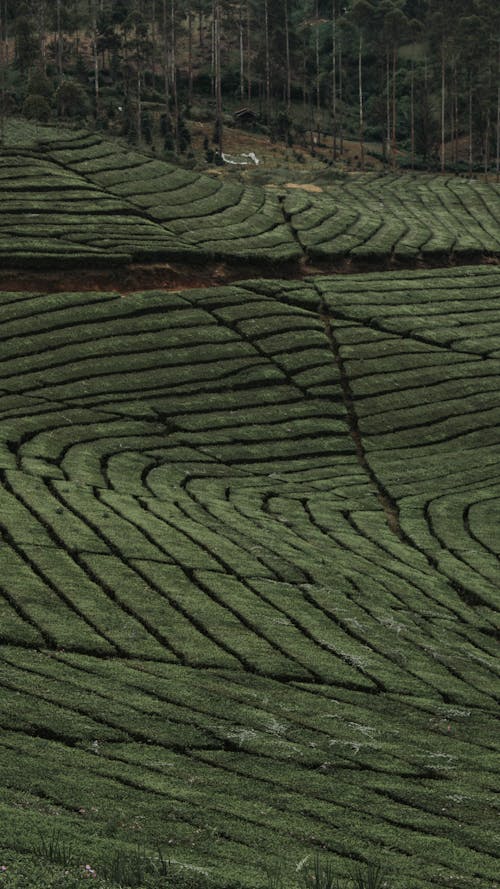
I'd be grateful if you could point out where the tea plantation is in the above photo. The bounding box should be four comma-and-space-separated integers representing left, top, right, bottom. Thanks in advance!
0, 266, 499, 888
1, 128, 500, 267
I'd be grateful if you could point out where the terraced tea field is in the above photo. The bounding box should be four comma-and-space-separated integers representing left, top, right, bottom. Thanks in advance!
284, 173, 500, 262
0, 266, 499, 888
1, 128, 500, 269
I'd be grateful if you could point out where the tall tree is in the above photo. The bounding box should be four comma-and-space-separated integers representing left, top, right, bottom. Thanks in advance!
56, 0, 63, 77
246, 0, 252, 100
264, 0, 270, 121
170, 0, 178, 150
427, 0, 457, 173
350, 0, 375, 171
91, 0, 100, 115
284, 0, 291, 110
162, 0, 170, 127
331, 0, 337, 159
0, 0, 6, 145
381, 0, 409, 169
187, 0, 193, 104
214, 0, 222, 150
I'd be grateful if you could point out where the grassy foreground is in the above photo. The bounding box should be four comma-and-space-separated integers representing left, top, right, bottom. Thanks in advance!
0, 267, 498, 888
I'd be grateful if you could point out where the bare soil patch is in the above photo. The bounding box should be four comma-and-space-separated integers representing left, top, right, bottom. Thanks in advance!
285, 183, 324, 192
0, 254, 497, 295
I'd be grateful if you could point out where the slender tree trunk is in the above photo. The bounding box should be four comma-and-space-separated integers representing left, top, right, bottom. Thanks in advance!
339, 29, 343, 154
0, 0, 5, 146
239, 1, 244, 101
246, 0, 251, 101
315, 0, 320, 123
391, 45, 397, 169
264, 0, 270, 121
137, 64, 142, 145
453, 61, 458, 164
56, 0, 63, 77
187, 0, 193, 104
302, 33, 307, 110
285, 0, 291, 111
410, 61, 415, 171
214, 0, 223, 152
424, 52, 430, 168
468, 82, 473, 175
163, 0, 170, 115
171, 0, 178, 152
211, 0, 215, 98
358, 33, 365, 171
496, 82, 499, 182
441, 45, 446, 173
385, 50, 390, 161
151, 0, 157, 84
484, 50, 493, 178
484, 111, 490, 177
309, 90, 315, 154
40, 1, 47, 63
92, 0, 99, 116
331, 0, 337, 159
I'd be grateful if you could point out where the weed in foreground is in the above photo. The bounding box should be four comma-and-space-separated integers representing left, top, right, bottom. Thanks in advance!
295, 855, 390, 889
264, 863, 285, 889
350, 862, 387, 889
98, 843, 158, 887
299, 854, 340, 889
99, 843, 210, 888
32, 830, 76, 868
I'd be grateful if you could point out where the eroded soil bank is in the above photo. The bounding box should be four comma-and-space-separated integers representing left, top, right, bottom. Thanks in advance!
0, 252, 498, 293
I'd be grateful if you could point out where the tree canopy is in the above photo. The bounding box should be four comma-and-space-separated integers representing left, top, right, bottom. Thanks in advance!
0, 0, 498, 172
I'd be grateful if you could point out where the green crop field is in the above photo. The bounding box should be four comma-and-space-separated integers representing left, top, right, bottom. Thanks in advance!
1, 128, 500, 268
0, 266, 499, 888
284, 173, 500, 262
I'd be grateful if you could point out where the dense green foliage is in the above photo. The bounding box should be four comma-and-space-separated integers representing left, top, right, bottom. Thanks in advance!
0, 1, 499, 171
0, 267, 499, 888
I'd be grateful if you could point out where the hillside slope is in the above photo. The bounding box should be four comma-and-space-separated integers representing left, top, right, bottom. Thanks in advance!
1, 129, 500, 270
0, 267, 498, 888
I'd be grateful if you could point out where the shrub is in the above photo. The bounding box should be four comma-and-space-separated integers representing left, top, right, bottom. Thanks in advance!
22, 94, 51, 122
26, 67, 54, 100
56, 80, 88, 119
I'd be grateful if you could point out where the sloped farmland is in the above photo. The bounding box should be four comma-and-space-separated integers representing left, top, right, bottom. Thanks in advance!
0, 267, 499, 888
284, 173, 500, 263
1, 129, 500, 270
0, 132, 299, 268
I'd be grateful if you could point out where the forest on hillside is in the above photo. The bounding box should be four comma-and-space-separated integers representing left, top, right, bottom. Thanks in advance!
0, 0, 499, 174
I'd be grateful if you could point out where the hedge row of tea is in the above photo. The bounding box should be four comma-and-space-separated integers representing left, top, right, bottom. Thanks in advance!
285, 173, 500, 261
0, 266, 498, 888
1, 129, 500, 266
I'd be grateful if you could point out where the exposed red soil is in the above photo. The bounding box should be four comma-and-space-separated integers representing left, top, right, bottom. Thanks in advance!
0, 253, 498, 295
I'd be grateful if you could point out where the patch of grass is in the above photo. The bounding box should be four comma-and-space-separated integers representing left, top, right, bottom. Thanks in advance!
32, 830, 76, 868
350, 863, 389, 889
299, 854, 340, 889
0, 850, 390, 889
98, 843, 210, 888
0, 857, 110, 888
0, 843, 214, 889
